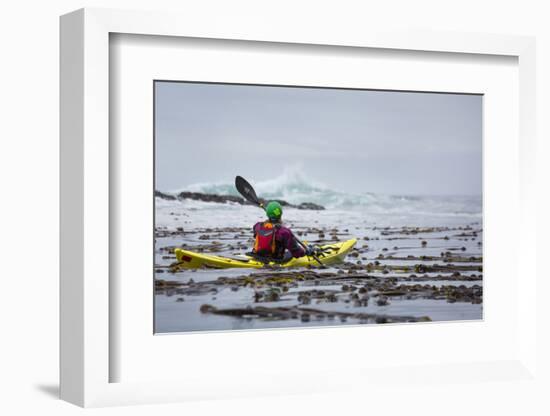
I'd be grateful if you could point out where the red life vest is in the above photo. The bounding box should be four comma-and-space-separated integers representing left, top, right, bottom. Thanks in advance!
253, 221, 278, 256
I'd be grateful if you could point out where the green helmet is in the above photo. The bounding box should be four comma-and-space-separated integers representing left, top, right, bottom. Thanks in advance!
265, 201, 283, 221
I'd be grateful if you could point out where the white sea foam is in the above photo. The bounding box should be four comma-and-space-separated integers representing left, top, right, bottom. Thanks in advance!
168, 167, 482, 218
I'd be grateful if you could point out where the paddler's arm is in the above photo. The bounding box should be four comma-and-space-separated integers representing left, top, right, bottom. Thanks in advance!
279, 227, 305, 258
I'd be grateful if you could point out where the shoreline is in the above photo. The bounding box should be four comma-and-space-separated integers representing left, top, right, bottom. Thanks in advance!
154, 214, 483, 332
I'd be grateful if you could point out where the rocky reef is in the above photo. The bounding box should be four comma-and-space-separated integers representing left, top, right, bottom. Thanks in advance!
155, 190, 325, 210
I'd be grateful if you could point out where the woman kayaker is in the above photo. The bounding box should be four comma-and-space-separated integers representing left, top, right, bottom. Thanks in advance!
252, 201, 314, 262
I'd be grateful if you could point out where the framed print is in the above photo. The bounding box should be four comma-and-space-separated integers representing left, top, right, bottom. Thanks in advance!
153, 80, 483, 334
60, 8, 538, 407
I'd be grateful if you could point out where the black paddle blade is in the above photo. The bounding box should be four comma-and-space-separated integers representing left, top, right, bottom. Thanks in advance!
235, 176, 261, 206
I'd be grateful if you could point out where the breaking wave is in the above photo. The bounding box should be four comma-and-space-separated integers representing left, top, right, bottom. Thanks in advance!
174, 168, 482, 217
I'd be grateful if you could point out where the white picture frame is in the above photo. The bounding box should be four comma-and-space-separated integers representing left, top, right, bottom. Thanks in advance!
60, 8, 538, 408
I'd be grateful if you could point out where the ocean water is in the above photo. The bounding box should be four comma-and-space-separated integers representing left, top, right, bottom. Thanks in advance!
160, 170, 482, 230
155, 172, 482, 332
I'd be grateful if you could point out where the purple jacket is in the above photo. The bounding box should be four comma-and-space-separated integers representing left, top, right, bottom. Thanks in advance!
253, 222, 305, 259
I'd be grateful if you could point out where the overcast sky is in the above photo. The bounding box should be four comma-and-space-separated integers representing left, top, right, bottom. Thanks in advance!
155, 81, 482, 196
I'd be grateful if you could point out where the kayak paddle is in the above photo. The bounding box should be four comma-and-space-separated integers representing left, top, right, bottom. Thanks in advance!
234, 175, 325, 267
235, 175, 264, 208
291, 232, 326, 267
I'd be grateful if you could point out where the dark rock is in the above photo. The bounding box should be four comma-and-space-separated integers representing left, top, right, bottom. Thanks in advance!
155, 190, 325, 210
376, 296, 390, 306
296, 202, 325, 210
298, 293, 311, 304
155, 279, 184, 289
155, 190, 177, 200
264, 291, 280, 302
326, 293, 338, 302
200, 304, 215, 313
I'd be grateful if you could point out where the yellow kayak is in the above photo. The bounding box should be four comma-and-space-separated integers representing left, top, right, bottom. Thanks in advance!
174, 238, 357, 269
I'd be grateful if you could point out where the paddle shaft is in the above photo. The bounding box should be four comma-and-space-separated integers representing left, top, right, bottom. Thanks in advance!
292, 233, 325, 267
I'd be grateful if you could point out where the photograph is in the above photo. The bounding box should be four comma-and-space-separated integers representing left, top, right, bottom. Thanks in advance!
153, 81, 483, 333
